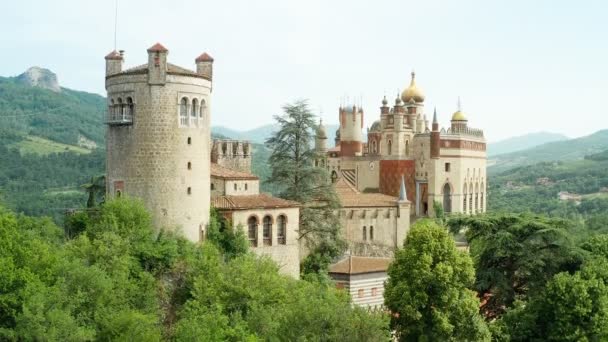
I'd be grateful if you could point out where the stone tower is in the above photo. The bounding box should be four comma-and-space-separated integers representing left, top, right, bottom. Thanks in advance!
104, 43, 213, 242
339, 104, 364, 156
211, 139, 252, 173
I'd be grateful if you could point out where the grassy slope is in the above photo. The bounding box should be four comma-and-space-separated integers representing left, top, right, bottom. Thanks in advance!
9, 135, 91, 155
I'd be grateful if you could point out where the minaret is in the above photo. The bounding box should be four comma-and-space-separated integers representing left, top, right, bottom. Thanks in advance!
430, 107, 440, 159
315, 119, 328, 153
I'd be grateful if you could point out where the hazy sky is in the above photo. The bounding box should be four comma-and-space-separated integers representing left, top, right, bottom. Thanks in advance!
1, 0, 607, 142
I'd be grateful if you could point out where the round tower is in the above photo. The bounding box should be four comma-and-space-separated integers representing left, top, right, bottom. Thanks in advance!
315, 119, 328, 153
104, 43, 213, 242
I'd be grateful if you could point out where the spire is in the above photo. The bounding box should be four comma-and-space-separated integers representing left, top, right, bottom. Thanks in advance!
399, 175, 407, 201
457, 96, 462, 111
433, 107, 438, 124
410, 70, 416, 85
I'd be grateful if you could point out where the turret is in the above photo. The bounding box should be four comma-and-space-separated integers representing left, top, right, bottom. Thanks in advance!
147, 42, 168, 85
195, 52, 214, 80
430, 107, 440, 159
315, 119, 328, 153
396, 175, 411, 246
104, 50, 123, 76
450, 97, 468, 132
338, 104, 364, 156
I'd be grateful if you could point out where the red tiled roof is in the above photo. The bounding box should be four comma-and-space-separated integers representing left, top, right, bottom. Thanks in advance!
329, 256, 392, 275
195, 52, 214, 62
104, 50, 122, 60
212, 194, 300, 210
211, 163, 258, 180
147, 42, 168, 52
335, 178, 398, 207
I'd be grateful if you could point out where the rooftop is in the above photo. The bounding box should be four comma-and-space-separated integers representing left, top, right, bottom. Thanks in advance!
212, 193, 299, 210
335, 178, 398, 207
329, 256, 392, 275
211, 163, 259, 180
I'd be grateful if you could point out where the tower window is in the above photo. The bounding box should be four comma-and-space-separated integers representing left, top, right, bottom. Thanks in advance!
211, 183, 215, 191
187, 137, 192, 145
445, 163, 451, 172
234, 183, 237, 191
263, 215, 272, 246
370, 226, 374, 241
277, 215, 286, 244
187, 187, 192, 195
180, 97, 189, 126
245, 183, 248, 191
362, 226, 367, 241
187, 162, 192, 170
248, 216, 258, 247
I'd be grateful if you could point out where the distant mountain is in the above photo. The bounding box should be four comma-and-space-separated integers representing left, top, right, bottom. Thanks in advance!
16, 66, 61, 92
212, 123, 340, 145
489, 130, 608, 174
488, 132, 568, 156
0, 68, 106, 146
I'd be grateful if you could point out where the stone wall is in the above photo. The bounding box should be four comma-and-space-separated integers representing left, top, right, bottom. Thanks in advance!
106, 69, 211, 242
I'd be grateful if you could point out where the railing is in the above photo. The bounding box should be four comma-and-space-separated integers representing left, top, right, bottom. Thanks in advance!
107, 107, 133, 125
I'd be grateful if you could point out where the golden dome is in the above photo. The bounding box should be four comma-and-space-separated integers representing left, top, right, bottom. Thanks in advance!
451, 110, 467, 121
401, 71, 425, 103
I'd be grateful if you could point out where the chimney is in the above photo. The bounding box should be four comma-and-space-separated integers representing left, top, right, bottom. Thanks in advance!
104, 50, 123, 76
195, 52, 214, 80
147, 43, 169, 85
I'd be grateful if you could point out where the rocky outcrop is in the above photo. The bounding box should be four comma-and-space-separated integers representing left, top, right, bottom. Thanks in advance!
16, 66, 61, 92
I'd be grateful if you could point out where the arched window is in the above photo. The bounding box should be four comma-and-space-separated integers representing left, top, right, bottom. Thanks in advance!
126, 97, 134, 118
247, 216, 258, 247
277, 215, 286, 244
210, 183, 215, 191
109, 99, 115, 120
190, 99, 199, 124
117, 98, 124, 119
388, 140, 392, 155
363, 226, 367, 241
233, 183, 237, 191
405, 140, 409, 156
187, 162, 192, 170
370, 226, 374, 241
187, 187, 192, 195
331, 171, 338, 183
263, 215, 272, 246
180, 97, 188, 126
233, 143, 239, 156
200, 99, 206, 118
443, 183, 452, 213
245, 183, 248, 191
474, 183, 479, 212
222, 142, 227, 155
372, 140, 377, 154
187, 137, 192, 145
463, 183, 468, 213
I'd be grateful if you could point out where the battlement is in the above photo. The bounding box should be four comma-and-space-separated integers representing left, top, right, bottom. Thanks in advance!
441, 126, 485, 138
211, 139, 252, 173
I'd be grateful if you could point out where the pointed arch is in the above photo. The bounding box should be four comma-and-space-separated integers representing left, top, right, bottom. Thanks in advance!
442, 183, 452, 213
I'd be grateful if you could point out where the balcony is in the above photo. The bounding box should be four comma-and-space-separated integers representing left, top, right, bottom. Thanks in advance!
106, 111, 133, 126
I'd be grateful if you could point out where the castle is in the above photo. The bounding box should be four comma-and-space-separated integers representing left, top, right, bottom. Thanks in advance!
103, 44, 487, 279
316, 72, 487, 255
104, 44, 300, 277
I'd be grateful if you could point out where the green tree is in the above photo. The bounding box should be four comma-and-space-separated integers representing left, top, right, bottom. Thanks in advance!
206, 208, 249, 260
500, 259, 608, 341
384, 219, 490, 341
447, 213, 582, 318
81, 174, 105, 208
265, 100, 345, 274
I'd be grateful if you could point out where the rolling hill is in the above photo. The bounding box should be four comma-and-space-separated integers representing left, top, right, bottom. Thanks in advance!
212, 123, 340, 145
488, 132, 568, 156
489, 130, 608, 174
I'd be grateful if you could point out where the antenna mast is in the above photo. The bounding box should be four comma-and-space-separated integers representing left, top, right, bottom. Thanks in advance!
114, 0, 119, 50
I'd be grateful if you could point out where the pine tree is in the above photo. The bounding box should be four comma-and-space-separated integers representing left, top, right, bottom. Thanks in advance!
266, 100, 345, 274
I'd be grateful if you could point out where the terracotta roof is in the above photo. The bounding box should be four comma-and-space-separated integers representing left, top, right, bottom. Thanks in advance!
147, 42, 168, 52
195, 52, 214, 62
334, 178, 398, 207
211, 163, 258, 180
329, 256, 392, 275
104, 50, 123, 60
212, 194, 300, 210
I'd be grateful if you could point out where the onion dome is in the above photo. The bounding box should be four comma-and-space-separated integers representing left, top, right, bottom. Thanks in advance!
381, 96, 388, 106
451, 97, 468, 121
316, 119, 327, 139
369, 120, 381, 132
401, 71, 425, 103
395, 93, 403, 106
335, 128, 341, 140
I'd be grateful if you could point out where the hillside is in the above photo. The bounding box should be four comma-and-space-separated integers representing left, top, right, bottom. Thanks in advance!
489, 150, 608, 229
488, 131, 568, 156
489, 130, 608, 174
0, 68, 106, 147
212, 123, 339, 145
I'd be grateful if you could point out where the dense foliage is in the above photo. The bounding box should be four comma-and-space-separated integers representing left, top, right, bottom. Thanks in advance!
384, 219, 490, 341
0, 76, 105, 146
0, 197, 390, 341
266, 100, 345, 275
448, 213, 608, 341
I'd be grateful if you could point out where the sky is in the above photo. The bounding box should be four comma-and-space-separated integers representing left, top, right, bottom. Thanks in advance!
1, 0, 607, 142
